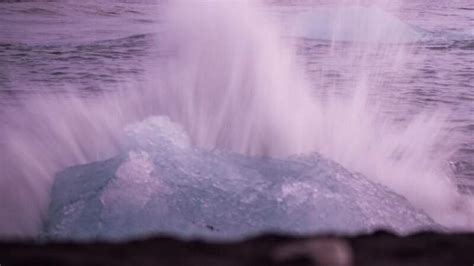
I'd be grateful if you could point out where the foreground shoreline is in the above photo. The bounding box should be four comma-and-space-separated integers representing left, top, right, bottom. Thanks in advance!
1, 231, 473, 266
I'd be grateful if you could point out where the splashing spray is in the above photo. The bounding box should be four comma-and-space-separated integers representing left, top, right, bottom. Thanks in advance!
0, 0, 472, 237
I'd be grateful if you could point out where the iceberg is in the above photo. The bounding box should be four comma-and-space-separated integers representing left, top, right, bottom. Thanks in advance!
44, 116, 439, 240
286, 6, 424, 43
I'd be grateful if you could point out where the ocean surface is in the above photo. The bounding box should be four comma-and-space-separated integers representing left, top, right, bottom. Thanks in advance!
0, 0, 473, 221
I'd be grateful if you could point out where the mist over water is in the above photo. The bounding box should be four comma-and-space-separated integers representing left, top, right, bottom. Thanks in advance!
0, 0, 473, 237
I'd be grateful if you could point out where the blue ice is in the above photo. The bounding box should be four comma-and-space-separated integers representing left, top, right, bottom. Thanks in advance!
44, 116, 439, 240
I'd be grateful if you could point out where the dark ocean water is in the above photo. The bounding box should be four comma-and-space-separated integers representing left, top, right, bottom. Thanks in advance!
0, 0, 472, 195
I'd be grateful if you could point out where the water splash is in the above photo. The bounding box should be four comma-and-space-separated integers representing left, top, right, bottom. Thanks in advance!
154, 0, 319, 156
152, 0, 473, 228
0, 0, 472, 237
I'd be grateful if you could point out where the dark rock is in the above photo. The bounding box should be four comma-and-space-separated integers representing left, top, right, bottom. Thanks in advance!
0, 231, 473, 266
